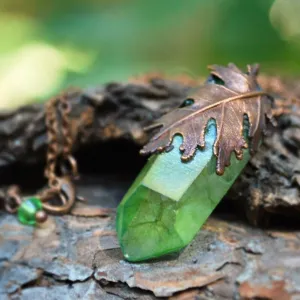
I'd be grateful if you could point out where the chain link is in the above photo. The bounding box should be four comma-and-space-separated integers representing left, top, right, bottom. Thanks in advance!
45, 93, 78, 185
3, 90, 79, 216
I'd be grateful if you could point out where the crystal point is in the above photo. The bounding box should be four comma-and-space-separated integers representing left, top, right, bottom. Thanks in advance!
117, 122, 250, 261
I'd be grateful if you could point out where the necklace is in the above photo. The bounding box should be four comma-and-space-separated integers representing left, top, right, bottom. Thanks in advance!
1, 65, 299, 262
3, 92, 80, 225
116, 63, 295, 262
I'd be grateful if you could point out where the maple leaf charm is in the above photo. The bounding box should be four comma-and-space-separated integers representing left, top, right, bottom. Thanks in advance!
141, 63, 275, 175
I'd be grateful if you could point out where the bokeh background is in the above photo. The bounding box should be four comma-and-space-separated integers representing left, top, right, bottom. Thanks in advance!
0, 0, 299, 108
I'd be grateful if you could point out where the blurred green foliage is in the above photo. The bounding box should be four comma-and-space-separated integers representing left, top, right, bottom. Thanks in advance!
0, 0, 299, 107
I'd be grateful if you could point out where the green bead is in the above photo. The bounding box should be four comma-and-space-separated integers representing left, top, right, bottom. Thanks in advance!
117, 121, 250, 262
17, 197, 43, 226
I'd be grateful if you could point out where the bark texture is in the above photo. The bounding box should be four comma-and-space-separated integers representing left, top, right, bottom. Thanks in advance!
0, 75, 300, 299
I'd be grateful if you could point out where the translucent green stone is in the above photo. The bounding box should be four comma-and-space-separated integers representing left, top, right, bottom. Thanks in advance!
117, 122, 250, 262
17, 197, 43, 226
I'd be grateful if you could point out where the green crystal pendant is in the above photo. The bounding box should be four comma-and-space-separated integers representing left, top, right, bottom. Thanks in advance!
117, 121, 250, 262
17, 197, 43, 226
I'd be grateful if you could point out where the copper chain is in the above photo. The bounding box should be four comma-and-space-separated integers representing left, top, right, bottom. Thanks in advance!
45, 93, 78, 185
3, 92, 79, 216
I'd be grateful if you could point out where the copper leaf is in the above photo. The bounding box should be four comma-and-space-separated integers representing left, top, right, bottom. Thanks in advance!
141, 64, 275, 175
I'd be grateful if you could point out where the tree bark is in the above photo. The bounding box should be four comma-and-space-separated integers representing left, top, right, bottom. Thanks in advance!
0, 75, 300, 299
